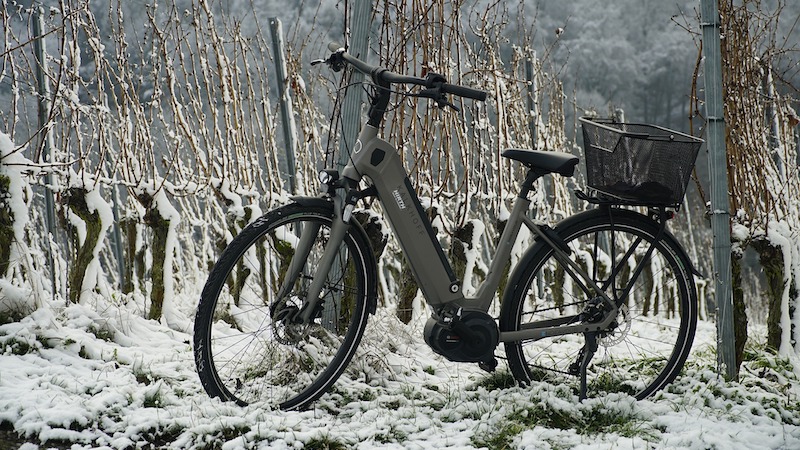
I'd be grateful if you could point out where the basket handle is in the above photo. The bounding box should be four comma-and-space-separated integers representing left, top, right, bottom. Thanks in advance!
607, 130, 686, 142
617, 131, 651, 140
580, 117, 704, 143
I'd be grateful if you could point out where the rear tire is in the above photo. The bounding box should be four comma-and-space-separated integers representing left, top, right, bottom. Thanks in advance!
194, 203, 374, 410
500, 207, 697, 399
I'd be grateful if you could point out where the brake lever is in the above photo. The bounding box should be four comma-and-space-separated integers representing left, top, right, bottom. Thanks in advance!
437, 98, 461, 112
421, 88, 460, 112
311, 53, 345, 72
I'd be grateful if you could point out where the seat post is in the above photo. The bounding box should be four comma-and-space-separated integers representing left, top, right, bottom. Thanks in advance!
518, 168, 547, 199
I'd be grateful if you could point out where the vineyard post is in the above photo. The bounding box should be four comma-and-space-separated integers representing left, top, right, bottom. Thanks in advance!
269, 17, 298, 194
338, 0, 373, 169
32, 7, 58, 302
525, 59, 538, 147
700, 0, 736, 381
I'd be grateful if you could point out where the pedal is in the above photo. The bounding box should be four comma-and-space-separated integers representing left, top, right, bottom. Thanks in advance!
479, 357, 498, 373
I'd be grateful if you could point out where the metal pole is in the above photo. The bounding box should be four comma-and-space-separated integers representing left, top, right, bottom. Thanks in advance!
613, 108, 625, 124
338, 0, 373, 169
525, 58, 538, 148
268, 18, 298, 194
796, 127, 800, 170
32, 7, 58, 302
700, 0, 736, 381
320, 0, 373, 327
111, 185, 126, 290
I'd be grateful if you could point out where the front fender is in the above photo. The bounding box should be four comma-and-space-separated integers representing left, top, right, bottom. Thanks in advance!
289, 195, 331, 208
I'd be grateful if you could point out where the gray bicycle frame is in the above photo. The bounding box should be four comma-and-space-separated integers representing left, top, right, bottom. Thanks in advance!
304, 123, 619, 342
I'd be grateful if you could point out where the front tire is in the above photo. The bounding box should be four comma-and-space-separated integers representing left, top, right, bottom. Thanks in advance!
193, 202, 375, 410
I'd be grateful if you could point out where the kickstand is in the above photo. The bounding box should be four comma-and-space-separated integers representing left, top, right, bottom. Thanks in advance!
578, 331, 599, 401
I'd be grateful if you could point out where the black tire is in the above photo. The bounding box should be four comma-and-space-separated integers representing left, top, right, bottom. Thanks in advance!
194, 202, 375, 410
500, 207, 697, 399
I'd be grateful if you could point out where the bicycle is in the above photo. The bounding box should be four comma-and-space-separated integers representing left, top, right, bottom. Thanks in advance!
194, 43, 702, 410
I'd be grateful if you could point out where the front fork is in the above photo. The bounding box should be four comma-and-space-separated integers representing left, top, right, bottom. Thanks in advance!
275, 180, 356, 325
297, 194, 352, 323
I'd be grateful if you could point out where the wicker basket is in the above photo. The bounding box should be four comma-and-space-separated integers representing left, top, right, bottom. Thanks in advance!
580, 117, 703, 207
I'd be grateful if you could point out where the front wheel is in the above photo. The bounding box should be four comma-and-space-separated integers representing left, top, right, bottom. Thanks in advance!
500, 207, 697, 399
193, 202, 375, 410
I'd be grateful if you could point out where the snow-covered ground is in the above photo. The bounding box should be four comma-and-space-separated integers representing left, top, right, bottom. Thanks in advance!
1, 289, 799, 450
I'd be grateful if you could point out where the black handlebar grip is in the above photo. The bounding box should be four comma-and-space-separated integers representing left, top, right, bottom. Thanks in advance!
442, 83, 488, 102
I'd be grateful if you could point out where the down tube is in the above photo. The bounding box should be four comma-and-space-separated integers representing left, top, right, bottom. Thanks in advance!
342, 126, 464, 308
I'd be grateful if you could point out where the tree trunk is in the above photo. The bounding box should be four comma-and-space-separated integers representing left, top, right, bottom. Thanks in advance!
133, 190, 177, 321
63, 188, 103, 304
227, 207, 254, 307
120, 217, 144, 294
730, 250, 748, 368
353, 211, 387, 261
0, 175, 14, 276
450, 221, 474, 284
642, 263, 654, 317
142, 200, 171, 321
396, 258, 416, 324
354, 211, 388, 306
752, 238, 786, 352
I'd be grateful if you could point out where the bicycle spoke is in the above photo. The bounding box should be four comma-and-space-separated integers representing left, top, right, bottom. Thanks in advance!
502, 208, 696, 400
194, 205, 372, 409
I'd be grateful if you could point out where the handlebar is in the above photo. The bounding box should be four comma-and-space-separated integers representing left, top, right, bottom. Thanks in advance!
322, 42, 488, 102
440, 82, 488, 102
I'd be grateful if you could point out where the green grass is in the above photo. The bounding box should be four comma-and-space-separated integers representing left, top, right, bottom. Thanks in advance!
143, 386, 163, 408
472, 399, 655, 448
0, 310, 26, 326
87, 324, 115, 342
1, 336, 34, 355
304, 436, 349, 450
471, 371, 518, 391
372, 424, 409, 444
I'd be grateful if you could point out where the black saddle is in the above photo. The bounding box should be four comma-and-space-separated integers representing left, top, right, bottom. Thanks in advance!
501, 149, 579, 177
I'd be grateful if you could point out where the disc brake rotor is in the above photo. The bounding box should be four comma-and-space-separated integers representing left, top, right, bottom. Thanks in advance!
599, 304, 631, 347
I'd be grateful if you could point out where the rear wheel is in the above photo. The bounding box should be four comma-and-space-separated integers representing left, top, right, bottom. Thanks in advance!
194, 203, 374, 410
500, 207, 697, 399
